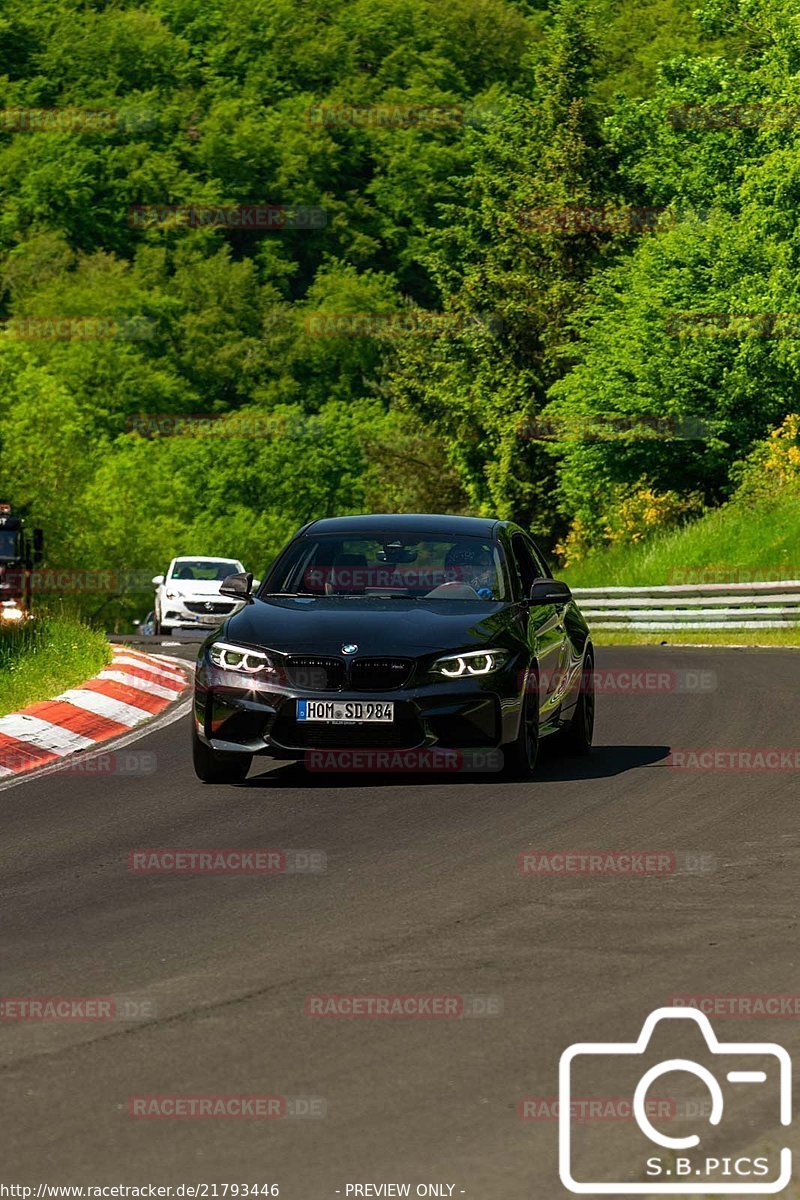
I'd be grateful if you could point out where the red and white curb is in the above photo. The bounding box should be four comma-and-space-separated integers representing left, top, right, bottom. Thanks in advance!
0, 647, 190, 778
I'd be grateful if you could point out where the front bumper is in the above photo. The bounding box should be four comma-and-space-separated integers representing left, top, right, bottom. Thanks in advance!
194, 660, 524, 756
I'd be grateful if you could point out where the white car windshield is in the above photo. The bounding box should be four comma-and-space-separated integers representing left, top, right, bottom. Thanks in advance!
170, 561, 240, 582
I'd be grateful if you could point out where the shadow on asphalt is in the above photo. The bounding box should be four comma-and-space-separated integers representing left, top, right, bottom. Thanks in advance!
535, 742, 670, 781
244, 743, 671, 789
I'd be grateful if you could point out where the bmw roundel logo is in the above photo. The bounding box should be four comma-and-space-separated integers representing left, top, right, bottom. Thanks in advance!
341, 643, 358, 655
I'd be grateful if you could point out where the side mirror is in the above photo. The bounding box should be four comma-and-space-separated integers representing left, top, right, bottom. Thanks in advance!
152, 574, 164, 587
528, 577, 571, 605
220, 571, 253, 601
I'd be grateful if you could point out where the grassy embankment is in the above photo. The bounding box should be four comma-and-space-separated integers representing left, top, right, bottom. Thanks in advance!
561, 495, 800, 647
0, 612, 111, 718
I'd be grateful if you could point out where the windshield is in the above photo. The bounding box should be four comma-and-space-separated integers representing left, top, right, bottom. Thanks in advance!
0, 530, 20, 561
264, 534, 508, 600
169, 560, 241, 582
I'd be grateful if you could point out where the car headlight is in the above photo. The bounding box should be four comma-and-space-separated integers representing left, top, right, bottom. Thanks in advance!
165, 588, 183, 600
209, 641, 276, 674
432, 648, 509, 678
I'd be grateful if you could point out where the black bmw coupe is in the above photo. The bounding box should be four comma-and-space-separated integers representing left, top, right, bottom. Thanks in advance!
192, 513, 594, 783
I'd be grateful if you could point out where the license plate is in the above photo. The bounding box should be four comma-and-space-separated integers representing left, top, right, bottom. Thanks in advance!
297, 699, 394, 723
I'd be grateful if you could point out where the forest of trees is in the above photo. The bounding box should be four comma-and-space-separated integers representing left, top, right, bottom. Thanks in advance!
0, 0, 798, 589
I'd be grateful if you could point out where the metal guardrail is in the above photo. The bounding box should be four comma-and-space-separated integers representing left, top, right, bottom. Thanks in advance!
571, 581, 800, 629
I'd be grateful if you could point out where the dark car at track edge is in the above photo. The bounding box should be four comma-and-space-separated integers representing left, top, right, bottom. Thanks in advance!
191, 513, 594, 783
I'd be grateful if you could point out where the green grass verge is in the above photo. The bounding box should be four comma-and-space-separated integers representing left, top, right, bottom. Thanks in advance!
560, 494, 800, 645
592, 627, 800, 647
562, 494, 800, 588
0, 613, 111, 718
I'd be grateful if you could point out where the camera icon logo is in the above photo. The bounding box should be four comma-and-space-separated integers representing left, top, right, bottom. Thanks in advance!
559, 1006, 791, 1193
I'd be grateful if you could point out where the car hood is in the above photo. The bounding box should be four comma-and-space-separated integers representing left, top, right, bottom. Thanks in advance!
223, 596, 519, 655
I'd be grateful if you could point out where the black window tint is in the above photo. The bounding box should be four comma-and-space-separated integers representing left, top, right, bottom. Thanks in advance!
511, 535, 538, 593
265, 534, 507, 599
527, 537, 552, 579
0, 531, 20, 558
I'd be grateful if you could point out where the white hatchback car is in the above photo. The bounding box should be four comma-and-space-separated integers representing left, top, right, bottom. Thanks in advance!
152, 556, 249, 634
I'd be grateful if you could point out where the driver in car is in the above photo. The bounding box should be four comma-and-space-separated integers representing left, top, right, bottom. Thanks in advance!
442, 542, 498, 599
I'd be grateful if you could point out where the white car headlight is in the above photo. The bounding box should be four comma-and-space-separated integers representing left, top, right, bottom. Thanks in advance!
209, 641, 276, 675
165, 588, 183, 600
432, 648, 509, 678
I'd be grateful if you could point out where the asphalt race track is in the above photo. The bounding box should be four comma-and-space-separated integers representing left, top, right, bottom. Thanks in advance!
2, 645, 799, 1197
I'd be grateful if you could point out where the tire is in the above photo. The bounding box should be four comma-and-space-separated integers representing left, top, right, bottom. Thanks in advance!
191, 724, 252, 784
556, 648, 595, 756
502, 670, 539, 779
